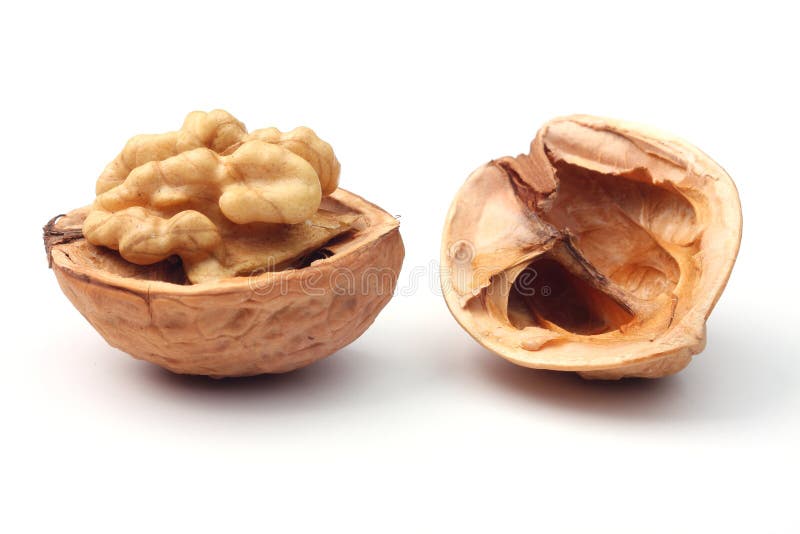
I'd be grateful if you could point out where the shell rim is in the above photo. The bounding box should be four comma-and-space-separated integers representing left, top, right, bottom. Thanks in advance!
50, 188, 401, 298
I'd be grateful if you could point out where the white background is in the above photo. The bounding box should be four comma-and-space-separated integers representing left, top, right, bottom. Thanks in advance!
3, 1, 798, 532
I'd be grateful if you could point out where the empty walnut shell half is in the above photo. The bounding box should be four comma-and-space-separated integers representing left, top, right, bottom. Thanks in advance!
441, 115, 742, 379
46, 190, 403, 377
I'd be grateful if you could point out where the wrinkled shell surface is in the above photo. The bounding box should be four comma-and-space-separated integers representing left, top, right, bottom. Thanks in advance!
441, 115, 742, 379
50, 189, 403, 377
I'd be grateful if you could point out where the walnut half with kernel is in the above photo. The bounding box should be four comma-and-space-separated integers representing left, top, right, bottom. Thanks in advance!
45, 110, 403, 377
441, 115, 742, 379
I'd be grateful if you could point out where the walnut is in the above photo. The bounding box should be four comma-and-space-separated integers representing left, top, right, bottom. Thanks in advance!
45, 110, 403, 377
85, 111, 349, 283
96, 109, 248, 194
441, 115, 742, 379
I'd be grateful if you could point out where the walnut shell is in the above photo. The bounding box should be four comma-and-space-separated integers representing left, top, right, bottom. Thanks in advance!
47, 189, 403, 377
441, 115, 742, 379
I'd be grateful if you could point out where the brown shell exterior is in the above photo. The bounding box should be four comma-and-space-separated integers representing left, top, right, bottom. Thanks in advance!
441, 115, 742, 379
49, 189, 403, 377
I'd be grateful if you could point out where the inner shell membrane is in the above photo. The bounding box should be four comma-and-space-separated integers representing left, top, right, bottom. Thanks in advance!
542, 161, 692, 301
507, 257, 634, 335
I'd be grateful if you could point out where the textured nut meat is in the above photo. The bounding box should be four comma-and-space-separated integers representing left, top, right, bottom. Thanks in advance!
441, 115, 742, 379
96, 110, 340, 196
48, 190, 403, 377
85, 110, 346, 283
